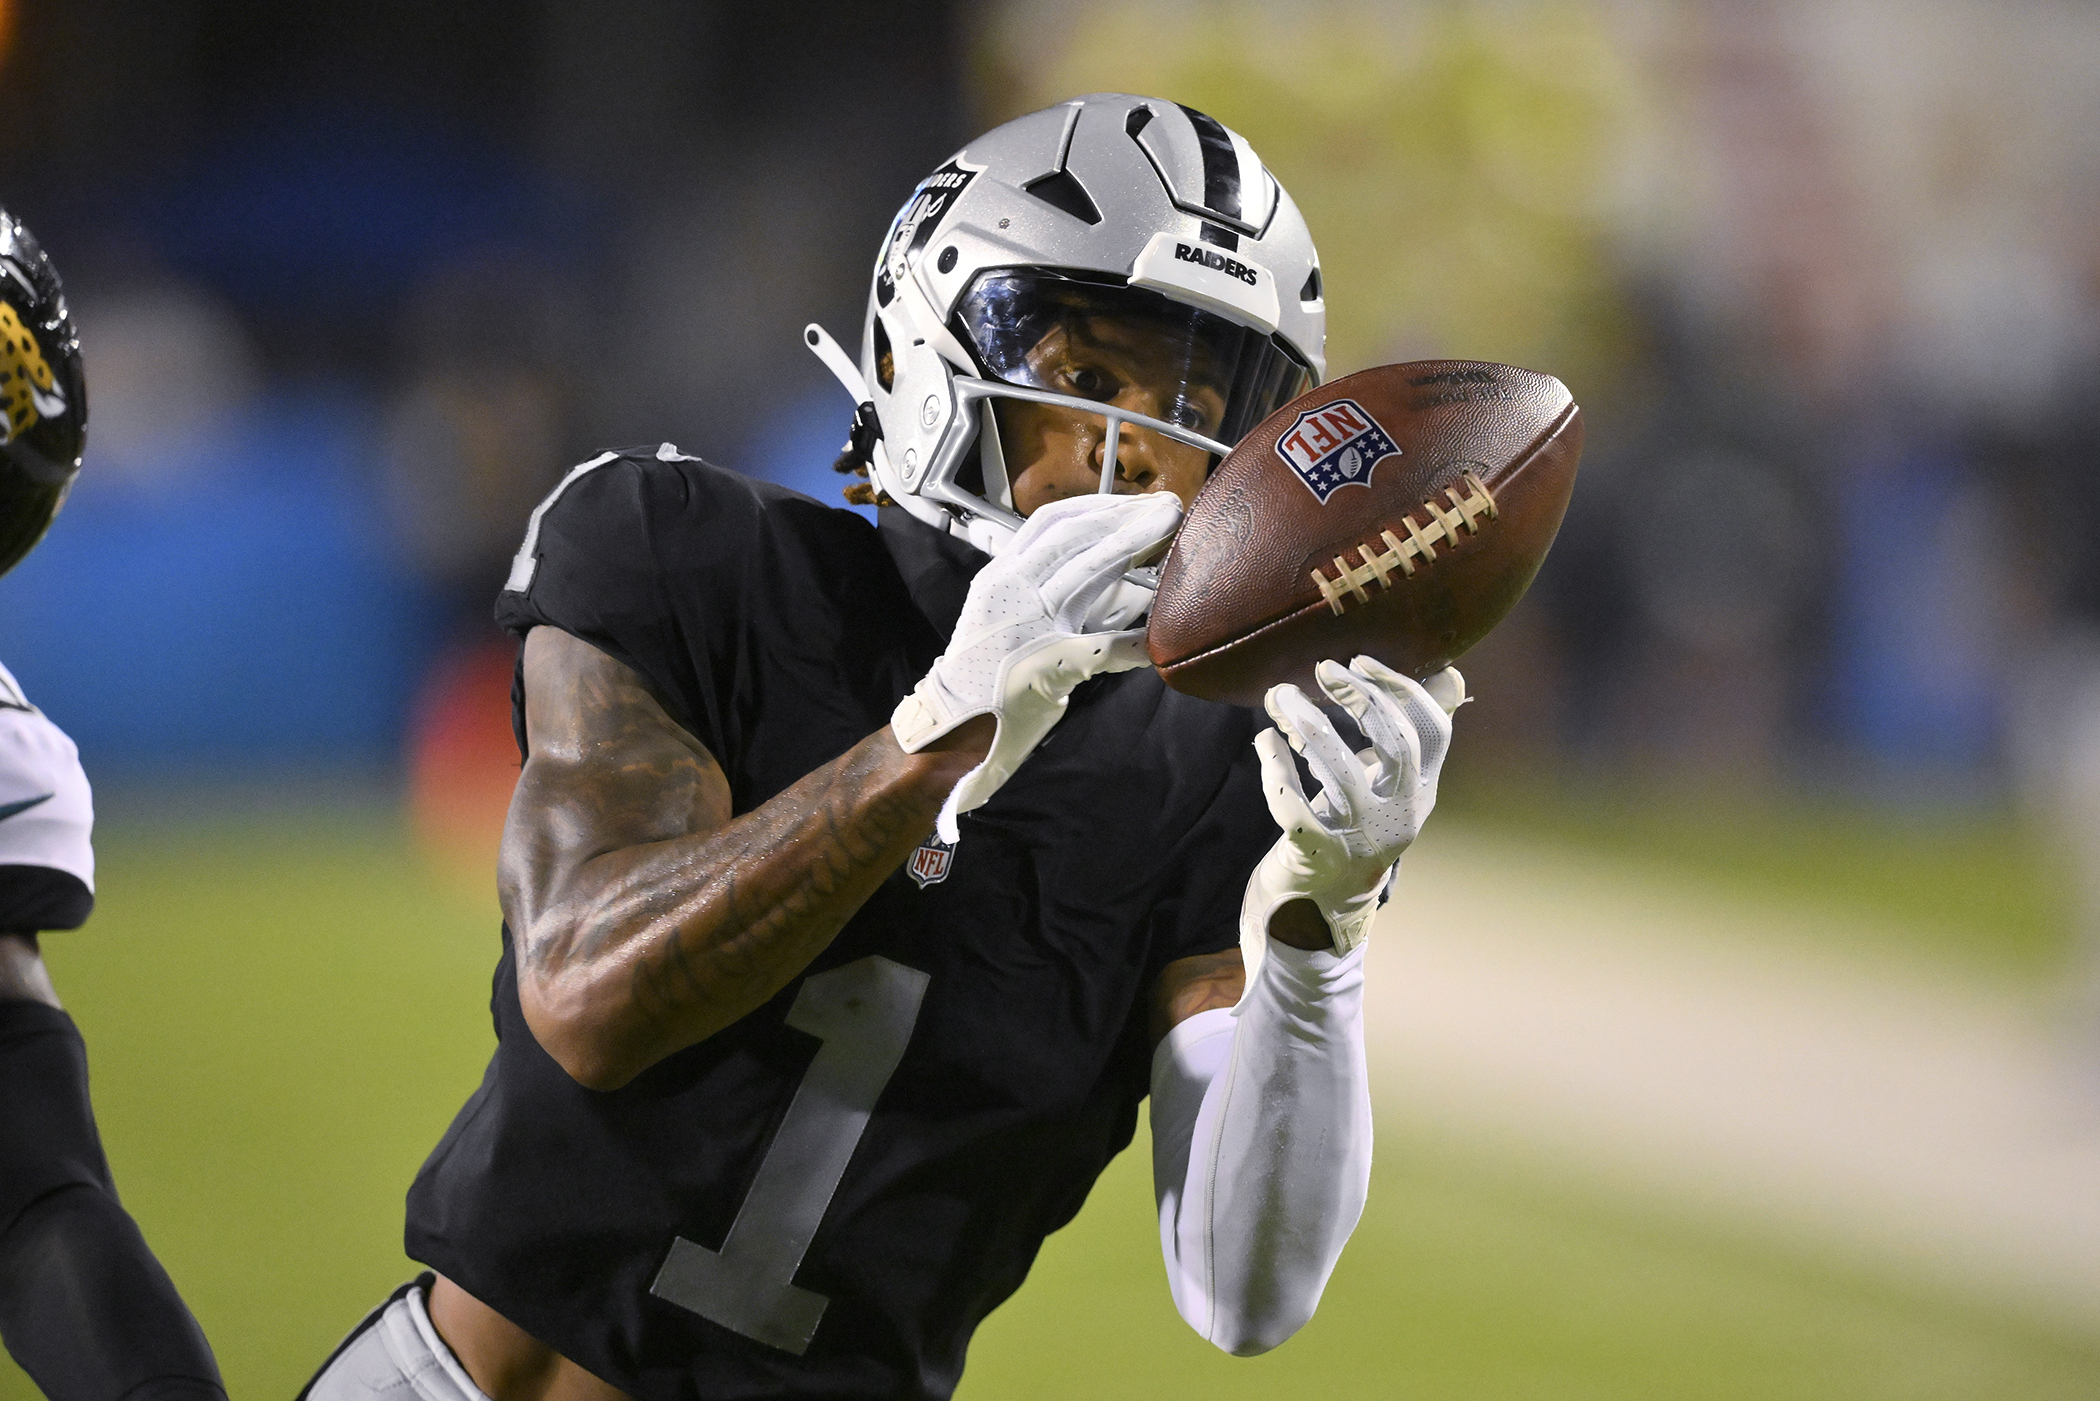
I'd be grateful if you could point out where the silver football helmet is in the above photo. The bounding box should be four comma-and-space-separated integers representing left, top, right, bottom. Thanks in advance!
807, 92, 1326, 562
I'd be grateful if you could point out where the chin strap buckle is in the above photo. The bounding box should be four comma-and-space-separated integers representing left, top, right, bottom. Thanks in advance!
833, 400, 885, 476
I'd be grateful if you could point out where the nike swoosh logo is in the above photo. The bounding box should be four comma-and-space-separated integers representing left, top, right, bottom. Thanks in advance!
0, 793, 53, 822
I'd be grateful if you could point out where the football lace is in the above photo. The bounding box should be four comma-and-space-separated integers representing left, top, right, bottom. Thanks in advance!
1310, 471, 1497, 616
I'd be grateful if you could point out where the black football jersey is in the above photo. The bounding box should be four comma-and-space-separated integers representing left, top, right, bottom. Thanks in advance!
405, 447, 1272, 1401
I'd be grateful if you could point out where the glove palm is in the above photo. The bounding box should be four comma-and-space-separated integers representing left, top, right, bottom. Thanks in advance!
1242, 658, 1462, 967
892, 491, 1183, 842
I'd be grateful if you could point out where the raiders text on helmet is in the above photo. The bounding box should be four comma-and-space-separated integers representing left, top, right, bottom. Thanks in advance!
0, 208, 86, 579
807, 94, 1326, 558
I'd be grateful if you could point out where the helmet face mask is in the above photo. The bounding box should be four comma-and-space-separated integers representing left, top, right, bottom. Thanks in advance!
812, 94, 1325, 560
0, 209, 86, 580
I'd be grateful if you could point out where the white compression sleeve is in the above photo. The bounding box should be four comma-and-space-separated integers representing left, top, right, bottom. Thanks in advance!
1148, 937, 1372, 1355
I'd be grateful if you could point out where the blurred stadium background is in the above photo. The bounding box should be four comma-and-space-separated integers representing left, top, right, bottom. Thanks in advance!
3, 0, 2099, 1395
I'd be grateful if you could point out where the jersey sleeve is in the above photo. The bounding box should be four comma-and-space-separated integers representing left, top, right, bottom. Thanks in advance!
494, 446, 770, 767
0, 665, 95, 932
1147, 732, 1272, 969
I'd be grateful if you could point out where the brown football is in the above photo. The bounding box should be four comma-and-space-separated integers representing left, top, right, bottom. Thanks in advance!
1146, 360, 1581, 707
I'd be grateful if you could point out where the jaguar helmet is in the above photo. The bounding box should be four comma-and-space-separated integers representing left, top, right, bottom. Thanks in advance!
0, 207, 86, 579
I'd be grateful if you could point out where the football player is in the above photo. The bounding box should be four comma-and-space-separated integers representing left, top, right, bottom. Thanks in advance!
0, 209, 229, 1401
302, 94, 1461, 1401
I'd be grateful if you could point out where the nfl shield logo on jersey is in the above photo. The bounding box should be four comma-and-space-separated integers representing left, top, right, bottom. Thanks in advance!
907, 835, 955, 888
1274, 398, 1401, 504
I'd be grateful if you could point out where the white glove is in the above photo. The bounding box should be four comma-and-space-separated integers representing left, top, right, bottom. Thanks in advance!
1239, 657, 1464, 966
892, 491, 1183, 842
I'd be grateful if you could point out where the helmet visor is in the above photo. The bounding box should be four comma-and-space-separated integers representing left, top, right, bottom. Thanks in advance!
956, 270, 1311, 459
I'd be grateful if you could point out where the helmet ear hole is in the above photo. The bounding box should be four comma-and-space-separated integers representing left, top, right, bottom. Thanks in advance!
976, 399, 1012, 513
873, 317, 896, 392
953, 440, 984, 498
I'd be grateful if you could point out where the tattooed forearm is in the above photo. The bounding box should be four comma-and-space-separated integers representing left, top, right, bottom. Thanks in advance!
1149, 947, 1244, 1045
501, 627, 986, 1090
624, 743, 923, 1018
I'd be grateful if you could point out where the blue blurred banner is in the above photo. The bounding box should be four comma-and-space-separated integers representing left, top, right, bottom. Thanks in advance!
738, 386, 876, 522
0, 392, 445, 773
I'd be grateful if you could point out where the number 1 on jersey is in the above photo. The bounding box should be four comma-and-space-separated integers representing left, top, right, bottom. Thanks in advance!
649, 955, 930, 1355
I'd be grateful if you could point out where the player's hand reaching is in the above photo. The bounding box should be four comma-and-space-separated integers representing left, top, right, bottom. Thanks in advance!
891, 491, 1183, 842
1241, 658, 1464, 959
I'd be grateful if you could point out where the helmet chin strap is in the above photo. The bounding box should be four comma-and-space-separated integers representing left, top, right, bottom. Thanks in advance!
805, 320, 1182, 612
804, 322, 903, 494
803, 322, 868, 402
806, 318, 1011, 539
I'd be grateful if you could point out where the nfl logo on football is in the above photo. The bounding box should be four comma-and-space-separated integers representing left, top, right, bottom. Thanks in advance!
1274, 398, 1402, 504
908, 835, 955, 888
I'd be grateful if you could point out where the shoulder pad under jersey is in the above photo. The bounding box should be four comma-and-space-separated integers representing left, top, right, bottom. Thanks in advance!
0, 661, 94, 892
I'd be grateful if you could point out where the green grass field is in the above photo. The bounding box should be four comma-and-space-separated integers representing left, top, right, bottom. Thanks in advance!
4, 799, 2097, 1399
1439, 767, 2079, 982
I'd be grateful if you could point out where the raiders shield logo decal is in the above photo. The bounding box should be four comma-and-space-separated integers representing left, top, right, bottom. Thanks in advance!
875, 157, 980, 308
906, 835, 955, 889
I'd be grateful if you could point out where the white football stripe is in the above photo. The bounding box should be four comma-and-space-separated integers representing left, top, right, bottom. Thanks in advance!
503, 452, 622, 594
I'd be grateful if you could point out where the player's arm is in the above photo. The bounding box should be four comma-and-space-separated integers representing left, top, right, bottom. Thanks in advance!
0, 704, 228, 1401
0, 932, 58, 1006
1147, 660, 1461, 1356
506, 489, 1180, 1091
502, 626, 989, 1092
